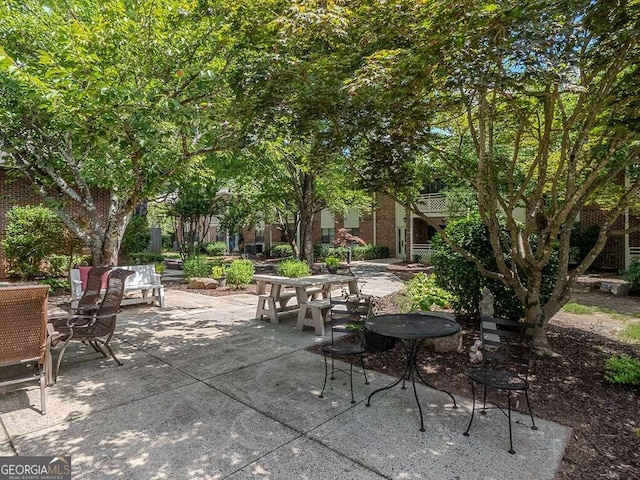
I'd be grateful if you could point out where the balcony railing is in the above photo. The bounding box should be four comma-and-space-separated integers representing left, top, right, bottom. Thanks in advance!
415, 193, 447, 216
412, 243, 432, 262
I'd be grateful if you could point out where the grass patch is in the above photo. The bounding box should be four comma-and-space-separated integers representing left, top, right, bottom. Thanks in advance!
562, 302, 618, 316
562, 302, 600, 315
621, 322, 640, 342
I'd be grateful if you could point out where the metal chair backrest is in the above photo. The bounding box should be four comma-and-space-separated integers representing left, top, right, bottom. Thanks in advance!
89, 269, 134, 337
77, 266, 111, 311
479, 316, 535, 374
0, 285, 49, 366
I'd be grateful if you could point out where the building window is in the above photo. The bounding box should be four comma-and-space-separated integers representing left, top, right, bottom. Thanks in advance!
423, 179, 445, 194
321, 228, 336, 244
255, 228, 265, 243
348, 228, 360, 237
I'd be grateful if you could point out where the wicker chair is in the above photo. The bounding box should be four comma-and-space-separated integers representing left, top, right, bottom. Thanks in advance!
70, 266, 111, 317
0, 285, 50, 415
52, 268, 134, 379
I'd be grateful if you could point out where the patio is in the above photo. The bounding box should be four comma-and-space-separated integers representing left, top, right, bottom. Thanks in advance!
0, 263, 571, 479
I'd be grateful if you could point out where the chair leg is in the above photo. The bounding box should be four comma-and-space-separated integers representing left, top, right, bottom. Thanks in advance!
508, 390, 515, 454
54, 335, 73, 383
39, 366, 46, 415
89, 341, 105, 355
525, 389, 538, 430
463, 379, 476, 437
481, 384, 488, 414
102, 342, 123, 366
360, 353, 369, 385
319, 354, 328, 399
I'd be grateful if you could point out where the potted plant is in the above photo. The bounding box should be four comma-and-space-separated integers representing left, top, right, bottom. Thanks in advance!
325, 256, 340, 274
211, 264, 227, 288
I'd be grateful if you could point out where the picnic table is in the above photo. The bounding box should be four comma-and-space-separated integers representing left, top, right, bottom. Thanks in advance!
253, 274, 359, 335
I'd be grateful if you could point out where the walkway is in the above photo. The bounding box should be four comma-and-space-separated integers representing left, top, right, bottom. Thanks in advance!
0, 261, 571, 479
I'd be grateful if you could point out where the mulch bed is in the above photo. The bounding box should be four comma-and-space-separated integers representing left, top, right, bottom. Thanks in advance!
307, 290, 640, 480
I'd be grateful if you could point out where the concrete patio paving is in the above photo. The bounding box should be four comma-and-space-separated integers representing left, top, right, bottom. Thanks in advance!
0, 261, 571, 479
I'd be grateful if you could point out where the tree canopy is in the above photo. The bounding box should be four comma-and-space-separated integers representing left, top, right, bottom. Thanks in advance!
344, 0, 640, 352
0, 0, 232, 264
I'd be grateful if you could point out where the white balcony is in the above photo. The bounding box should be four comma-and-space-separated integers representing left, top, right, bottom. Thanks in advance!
412, 243, 432, 262
415, 193, 447, 216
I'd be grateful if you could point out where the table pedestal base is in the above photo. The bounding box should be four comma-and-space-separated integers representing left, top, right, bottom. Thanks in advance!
366, 339, 457, 431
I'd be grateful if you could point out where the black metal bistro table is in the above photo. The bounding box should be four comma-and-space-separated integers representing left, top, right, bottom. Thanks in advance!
365, 312, 461, 432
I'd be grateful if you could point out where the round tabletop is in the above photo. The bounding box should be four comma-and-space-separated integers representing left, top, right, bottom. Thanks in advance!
365, 312, 460, 340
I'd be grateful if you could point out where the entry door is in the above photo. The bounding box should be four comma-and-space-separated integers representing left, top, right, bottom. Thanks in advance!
397, 228, 406, 259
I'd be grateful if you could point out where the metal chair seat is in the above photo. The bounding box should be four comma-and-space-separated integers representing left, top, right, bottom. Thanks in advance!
321, 343, 366, 356
468, 368, 529, 391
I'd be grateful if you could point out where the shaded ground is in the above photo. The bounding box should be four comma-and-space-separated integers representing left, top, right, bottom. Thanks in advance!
307, 273, 640, 480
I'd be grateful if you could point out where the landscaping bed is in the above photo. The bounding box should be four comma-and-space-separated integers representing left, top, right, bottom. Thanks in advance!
308, 287, 640, 480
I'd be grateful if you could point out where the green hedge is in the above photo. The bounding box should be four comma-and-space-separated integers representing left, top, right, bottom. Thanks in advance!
205, 242, 227, 256
430, 213, 558, 319
183, 255, 212, 279
226, 259, 255, 287
276, 258, 310, 277
313, 244, 389, 261
3, 205, 65, 279
270, 244, 294, 258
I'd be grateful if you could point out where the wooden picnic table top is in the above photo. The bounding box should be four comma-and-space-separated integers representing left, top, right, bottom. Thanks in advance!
253, 273, 357, 287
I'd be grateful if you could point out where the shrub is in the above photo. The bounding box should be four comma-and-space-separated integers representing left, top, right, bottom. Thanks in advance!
48, 254, 71, 277
72, 254, 93, 267
276, 258, 311, 278
163, 252, 182, 259
325, 256, 341, 269
128, 252, 165, 265
226, 259, 254, 287
211, 265, 227, 278
154, 262, 166, 274
622, 259, 640, 293
3, 205, 65, 279
430, 213, 558, 319
182, 255, 212, 279
39, 277, 71, 295
270, 244, 294, 258
122, 214, 150, 255
205, 242, 227, 256
313, 244, 389, 261
405, 273, 452, 311
604, 355, 640, 387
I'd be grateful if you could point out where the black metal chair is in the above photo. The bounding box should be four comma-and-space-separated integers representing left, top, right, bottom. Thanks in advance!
52, 268, 134, 379
319, 293, 370, 404
463, 315, 538, 454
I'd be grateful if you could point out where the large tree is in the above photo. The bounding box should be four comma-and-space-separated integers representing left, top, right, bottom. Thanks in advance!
345, 0, 640, 353
228, 0, 370, 265
0, 0, 231, 264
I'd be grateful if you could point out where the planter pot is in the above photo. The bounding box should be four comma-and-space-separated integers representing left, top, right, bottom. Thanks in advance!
215, 277, 227, 288
364, 330, 396, 352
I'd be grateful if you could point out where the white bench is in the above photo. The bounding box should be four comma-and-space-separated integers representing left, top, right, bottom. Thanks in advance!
70, 264, 165, 309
